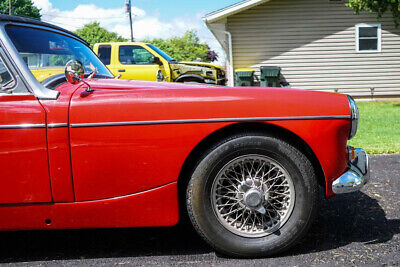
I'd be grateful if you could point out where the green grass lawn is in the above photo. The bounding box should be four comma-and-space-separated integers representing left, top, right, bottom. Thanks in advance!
348, 101, 400, 154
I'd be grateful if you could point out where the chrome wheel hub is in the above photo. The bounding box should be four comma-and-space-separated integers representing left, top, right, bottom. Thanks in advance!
211, 155, 295, 238
243, 188, 263, 208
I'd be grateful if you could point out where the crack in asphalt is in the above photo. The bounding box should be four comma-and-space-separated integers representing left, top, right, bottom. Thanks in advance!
2, 155, 400, 266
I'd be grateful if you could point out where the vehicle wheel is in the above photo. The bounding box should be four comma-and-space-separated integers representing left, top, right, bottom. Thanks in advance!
186, 134, 318, 257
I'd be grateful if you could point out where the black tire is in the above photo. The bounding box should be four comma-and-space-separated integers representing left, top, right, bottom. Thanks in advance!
177, 76, 205, 84
186, 133, 318, 258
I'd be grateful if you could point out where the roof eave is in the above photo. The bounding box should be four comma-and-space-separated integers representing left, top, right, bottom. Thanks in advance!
203, 0, 270, 24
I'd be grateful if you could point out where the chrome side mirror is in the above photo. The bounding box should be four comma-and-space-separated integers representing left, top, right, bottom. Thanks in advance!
65, 60, 84, 84
65, 60, 94, 92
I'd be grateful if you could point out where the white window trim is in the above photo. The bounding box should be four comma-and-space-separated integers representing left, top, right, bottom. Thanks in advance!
356, 23, 382, 53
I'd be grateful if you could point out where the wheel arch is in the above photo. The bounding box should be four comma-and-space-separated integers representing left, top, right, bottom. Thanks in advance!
177, 122, 325, 214
175, 74, 205, 83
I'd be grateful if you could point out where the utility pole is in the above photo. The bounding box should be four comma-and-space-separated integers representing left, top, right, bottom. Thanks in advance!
125, 0, 134, 42
9, 0, 12, 15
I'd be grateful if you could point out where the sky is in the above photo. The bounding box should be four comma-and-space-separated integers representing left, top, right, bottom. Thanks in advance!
31, 0, 239, 64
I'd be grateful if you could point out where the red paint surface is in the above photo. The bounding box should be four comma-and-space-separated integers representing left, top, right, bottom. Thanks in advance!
40, 83, 81, 202
0, 79, 351, 230
0, 94, 51, 204
0, 182, 178, 230
69, 80, 350, 201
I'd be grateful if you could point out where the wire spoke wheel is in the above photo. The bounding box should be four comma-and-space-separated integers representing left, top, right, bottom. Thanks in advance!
211, 154, 295, 238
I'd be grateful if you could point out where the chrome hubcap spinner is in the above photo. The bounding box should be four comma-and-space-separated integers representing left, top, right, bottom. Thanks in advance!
243, 188, 263, 208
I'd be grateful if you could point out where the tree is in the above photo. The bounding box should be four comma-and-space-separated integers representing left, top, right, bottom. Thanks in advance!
75, 22, 127, 48
347, 0, 400, 26
144, 30, 219, 62
0, 0, 41, 19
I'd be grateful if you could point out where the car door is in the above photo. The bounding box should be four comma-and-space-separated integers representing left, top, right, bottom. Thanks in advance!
0, 53, 52, 204
113, 45, 160, 81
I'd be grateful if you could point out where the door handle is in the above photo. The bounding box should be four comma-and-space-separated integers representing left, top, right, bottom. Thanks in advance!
118, 69, 126, 72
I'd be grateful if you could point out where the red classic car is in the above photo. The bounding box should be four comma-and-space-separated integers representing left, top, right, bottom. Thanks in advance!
0, 15, 369, 257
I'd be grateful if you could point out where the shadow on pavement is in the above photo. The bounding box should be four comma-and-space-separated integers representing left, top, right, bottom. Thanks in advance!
284, 191, 400, 256
0, 192, 398, 263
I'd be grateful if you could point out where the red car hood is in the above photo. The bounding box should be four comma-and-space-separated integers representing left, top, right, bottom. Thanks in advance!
75, 78, 351, 119
87, 78, 329, 96
88, 78, 344, 97
87, 79, 208, 91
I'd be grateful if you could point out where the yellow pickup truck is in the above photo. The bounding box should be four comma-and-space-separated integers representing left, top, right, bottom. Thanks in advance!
93, 42, 226, 85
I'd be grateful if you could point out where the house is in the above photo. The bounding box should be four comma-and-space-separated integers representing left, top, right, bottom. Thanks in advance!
204, 0, 400, 99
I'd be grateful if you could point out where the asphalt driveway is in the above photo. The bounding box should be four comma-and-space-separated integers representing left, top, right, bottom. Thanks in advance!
1, 155, 399, 266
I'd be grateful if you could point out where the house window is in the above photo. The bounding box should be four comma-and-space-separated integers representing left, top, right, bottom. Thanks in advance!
356, 24, 381, 53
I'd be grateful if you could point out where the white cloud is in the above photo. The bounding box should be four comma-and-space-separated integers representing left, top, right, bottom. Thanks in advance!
32, 0, 53, 13
31, 0, 226, 64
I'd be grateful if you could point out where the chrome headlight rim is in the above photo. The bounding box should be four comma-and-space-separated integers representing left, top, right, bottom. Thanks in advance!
347, 95, 359, 140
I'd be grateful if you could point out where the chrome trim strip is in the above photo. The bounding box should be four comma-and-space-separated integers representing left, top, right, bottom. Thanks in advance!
0, 123, 46, 129
70, 115, 350, 128
47, 123, 68, 128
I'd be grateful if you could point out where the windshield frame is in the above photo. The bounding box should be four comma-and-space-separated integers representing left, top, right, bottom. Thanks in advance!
146, 44, 176, 63
0, 22, 111, 100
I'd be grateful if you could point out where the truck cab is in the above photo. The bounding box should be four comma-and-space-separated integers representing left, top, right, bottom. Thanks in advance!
93, 42, 226, 85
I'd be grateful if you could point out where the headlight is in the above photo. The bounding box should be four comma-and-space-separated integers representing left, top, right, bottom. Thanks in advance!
347, 95, 359, 140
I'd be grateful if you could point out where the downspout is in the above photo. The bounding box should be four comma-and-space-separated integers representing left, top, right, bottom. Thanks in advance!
204, 21, 235, 87
213, 29, 234, 87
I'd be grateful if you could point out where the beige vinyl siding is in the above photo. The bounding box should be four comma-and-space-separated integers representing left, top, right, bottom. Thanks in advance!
226, 0, 400, 97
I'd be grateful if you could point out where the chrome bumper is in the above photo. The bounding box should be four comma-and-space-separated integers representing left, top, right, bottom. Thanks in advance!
332, 147, 370, 194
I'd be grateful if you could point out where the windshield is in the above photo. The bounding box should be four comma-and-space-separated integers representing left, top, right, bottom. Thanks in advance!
5, 25, 113, 83
147, 44, 176, 63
